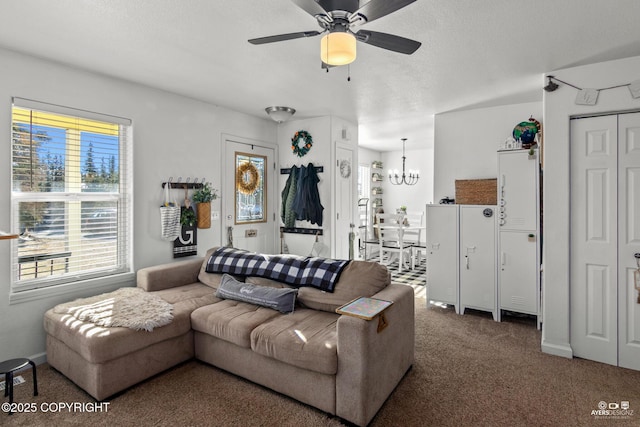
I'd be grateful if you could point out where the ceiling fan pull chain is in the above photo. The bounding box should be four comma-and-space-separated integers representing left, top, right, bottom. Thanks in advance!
347, 64, 351, 82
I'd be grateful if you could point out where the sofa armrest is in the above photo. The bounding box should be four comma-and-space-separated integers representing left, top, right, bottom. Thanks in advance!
137, 257, 204, 292
336, 283, 415, 426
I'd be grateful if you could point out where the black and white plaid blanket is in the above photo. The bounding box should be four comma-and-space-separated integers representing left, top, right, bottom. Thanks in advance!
205, 247, 350, 292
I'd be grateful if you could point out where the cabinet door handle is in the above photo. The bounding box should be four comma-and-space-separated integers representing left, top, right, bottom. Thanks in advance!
465, 255, 469, 269
501, 252, 506, 266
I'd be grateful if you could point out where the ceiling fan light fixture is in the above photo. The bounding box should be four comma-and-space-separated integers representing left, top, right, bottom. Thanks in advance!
265, 106, 296, 123
321, 32, 357, 66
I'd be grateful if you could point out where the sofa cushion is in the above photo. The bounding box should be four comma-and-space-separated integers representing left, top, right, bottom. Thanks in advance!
216, 274, 298, 314
198, 247, 225, 289
245, 276, 292, 289
44, 283, 215, 364
138, 257, 203, 292
250, 308, 338, 375
190, 300, 282, 348
297, 260, 391, 313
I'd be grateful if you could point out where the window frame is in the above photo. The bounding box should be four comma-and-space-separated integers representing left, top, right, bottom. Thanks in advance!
10, 98, 133, 299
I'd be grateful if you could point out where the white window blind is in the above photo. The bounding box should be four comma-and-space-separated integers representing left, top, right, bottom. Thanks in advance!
11, 98, 132, 292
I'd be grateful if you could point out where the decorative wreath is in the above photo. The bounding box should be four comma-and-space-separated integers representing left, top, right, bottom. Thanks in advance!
236, 162, 260, 195
291, 130, 313, 157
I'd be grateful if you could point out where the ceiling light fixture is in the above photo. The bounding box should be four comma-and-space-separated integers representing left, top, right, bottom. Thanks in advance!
389, 138, 419, 186
320, 30, 357, 66
265, 106, 296, 123
544, 76, 559, 92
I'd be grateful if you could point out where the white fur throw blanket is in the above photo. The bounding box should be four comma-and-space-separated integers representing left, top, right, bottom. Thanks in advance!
53, 287, 173, 332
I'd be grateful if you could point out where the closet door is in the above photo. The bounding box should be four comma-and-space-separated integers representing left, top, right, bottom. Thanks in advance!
617, 112, 640, 371
570, 112, 640, 370
570, 114, 618, 366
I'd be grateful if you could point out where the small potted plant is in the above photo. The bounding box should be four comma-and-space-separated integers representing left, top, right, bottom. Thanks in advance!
180, 208, 196, 227
193, 182, 218, 229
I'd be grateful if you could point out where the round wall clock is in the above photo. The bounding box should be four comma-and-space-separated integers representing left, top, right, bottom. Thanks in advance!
339, 159, 351, 178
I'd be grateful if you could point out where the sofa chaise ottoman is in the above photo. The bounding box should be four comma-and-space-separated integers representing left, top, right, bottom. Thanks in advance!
44, 247, 415, 426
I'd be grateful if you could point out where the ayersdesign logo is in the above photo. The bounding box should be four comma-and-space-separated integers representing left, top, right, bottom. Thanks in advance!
591, 400, 634, 419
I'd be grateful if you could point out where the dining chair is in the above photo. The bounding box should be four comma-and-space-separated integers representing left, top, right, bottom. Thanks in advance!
403, 211, 426, 268
375, 213, 414, 272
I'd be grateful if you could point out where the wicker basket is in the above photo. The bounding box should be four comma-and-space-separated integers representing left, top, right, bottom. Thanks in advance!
196, 202, 211, 229
455, 178, 497, 205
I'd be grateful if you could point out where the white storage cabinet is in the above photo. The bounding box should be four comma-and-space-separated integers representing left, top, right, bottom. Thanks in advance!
497, 149, 541, 327
425, 204, 459, 313
459, 205, 498, 321
426, 204, 498, 321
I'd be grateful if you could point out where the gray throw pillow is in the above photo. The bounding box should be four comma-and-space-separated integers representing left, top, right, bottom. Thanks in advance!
216, 274, 297, 314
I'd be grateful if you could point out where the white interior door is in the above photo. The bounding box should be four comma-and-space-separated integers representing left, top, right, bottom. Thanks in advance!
571, 115, 618, 366
223, 137, 276, 254
335, 145, 354, 260
570, 112, 640, 370
618, 112, 640, 371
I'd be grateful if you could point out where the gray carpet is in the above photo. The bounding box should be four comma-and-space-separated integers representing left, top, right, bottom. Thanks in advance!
3, 293, 640, 427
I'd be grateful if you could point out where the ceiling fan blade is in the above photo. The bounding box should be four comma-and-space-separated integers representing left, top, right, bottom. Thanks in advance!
355, 30, 421, 54
292, 0, 331, 20
352, 0, 416, 23
248, 31, 321, 45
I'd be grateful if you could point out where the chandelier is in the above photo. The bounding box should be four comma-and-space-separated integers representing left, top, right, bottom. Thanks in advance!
388, 138, 419, 186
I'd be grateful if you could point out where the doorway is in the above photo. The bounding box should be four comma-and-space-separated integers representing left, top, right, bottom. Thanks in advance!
222, 135, 277, 254
570, 112, 640, 370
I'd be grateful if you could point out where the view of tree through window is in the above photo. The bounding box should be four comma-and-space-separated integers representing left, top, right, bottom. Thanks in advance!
11, 103, 131, 290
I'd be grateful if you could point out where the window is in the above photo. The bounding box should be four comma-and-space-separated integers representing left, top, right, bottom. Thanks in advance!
11, 98, 132, 293
358, 163, 370, 199
235, 152, 266, 224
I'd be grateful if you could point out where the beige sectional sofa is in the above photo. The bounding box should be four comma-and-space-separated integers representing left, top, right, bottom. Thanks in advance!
44, 247, 415, 426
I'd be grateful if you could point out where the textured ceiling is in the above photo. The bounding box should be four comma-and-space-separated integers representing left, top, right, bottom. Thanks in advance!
1, 0, 640, 151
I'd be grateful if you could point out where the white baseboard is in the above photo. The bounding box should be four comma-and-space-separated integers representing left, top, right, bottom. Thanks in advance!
541, 340, 573, 359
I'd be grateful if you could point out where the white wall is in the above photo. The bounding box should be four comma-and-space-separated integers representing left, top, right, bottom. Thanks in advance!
275, 116, 358, 258
357, 147, 381, 172
0, 47, 276, 362
542, 55, 640, 358
276, 116, 331, 257
433, 102, 543, 202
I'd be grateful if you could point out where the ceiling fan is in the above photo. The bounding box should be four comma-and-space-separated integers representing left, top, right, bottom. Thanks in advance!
248, 0, 421, 67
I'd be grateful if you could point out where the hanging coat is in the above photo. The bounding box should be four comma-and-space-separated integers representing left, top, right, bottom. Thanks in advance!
292, 163, 324, 226
281, 165, 298, 228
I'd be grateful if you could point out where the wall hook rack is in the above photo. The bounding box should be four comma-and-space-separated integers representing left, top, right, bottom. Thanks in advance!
280, 227, 323, 235
280, 166, 323, 175
162, 176, 205, 189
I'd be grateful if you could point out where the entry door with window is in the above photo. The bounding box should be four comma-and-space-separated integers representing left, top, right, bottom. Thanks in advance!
223, 137, 276, 254
570, 112, 640, 370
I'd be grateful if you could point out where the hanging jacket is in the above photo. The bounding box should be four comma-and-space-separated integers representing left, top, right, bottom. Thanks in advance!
281, 165, 298, 228
292, 162, 324, 226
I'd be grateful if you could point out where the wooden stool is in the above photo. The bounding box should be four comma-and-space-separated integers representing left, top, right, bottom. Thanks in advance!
0, 358, 38, 415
